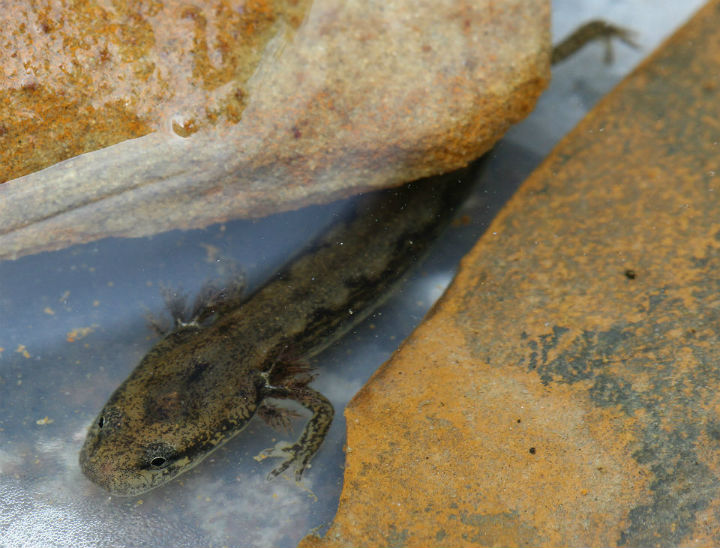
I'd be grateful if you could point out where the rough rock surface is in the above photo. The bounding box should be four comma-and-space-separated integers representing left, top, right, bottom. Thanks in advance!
0, 0, 549, 261
300, 2, 720, 546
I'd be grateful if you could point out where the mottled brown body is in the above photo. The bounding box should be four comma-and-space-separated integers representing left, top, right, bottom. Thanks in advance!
78, 24, 629, 497
79, 172, 477, 496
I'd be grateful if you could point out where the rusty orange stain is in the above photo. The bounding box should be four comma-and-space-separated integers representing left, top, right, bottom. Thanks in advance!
302, 1, 720, 546
0, 0, 312, 183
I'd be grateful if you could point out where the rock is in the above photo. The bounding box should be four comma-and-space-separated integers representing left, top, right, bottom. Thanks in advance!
0, 0, 549, 260
299, 1, 720, 546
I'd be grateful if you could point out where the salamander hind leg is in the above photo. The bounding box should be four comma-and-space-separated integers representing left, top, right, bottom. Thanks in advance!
552, 21, 638, 65
258, 385, 334, 481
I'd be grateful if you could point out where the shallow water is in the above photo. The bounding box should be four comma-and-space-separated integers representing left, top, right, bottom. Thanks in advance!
0, 1, 706, 546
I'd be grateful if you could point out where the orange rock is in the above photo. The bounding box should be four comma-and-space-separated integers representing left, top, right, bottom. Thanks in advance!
0, 0, 311, 182
301, 1, 720, 546
0, 0, 549, 261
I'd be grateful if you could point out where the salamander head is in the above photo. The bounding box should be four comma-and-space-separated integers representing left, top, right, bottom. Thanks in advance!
80, 335, 262, 496
79, 404, 192, 496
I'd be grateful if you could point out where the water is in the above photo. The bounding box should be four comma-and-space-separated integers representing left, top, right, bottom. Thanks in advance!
0, 1, 706, 546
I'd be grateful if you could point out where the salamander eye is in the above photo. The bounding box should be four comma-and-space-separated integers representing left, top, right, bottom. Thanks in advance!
144, 442, 176, 470
96, 407, 122, 432
151, 457, 167, 468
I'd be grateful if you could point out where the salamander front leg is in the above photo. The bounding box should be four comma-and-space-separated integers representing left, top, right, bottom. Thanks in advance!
259, 385, 334, 480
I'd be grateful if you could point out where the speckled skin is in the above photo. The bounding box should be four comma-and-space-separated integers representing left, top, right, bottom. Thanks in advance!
79, 172, 477, 496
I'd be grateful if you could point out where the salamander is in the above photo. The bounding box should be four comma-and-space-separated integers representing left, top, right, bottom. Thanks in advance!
79, 171, 477, 496
79, 21, 635, 496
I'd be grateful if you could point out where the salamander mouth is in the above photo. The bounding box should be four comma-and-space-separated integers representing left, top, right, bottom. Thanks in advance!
79, 451, 154, 496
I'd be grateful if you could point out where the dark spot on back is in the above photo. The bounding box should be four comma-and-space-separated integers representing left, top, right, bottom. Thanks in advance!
187, 360, 213, 384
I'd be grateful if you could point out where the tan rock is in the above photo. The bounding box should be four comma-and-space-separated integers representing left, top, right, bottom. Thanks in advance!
300, 1, 720, 546
0, 0, 549, 260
